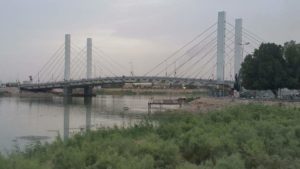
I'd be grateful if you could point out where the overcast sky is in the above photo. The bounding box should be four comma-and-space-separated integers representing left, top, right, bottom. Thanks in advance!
0, 0, 299, 82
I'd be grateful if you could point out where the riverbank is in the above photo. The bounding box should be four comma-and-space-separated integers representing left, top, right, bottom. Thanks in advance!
186, 96, 300, 113
1, 104, 300, 169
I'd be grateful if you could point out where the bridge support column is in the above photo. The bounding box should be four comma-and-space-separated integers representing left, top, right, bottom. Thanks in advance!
234, 19, 243, 76
84, 86, 93, 97
64, 34, 71, 81
216, 11, 226, 83
87, 38, 92, 79
63, 87, 72, 97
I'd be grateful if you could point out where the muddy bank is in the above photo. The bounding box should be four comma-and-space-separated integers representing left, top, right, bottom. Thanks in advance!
185, 97, 300, 113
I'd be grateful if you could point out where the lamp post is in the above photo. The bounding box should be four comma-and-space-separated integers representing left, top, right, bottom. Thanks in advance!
237, 42, 250, 82
240, 42, 250, 60
234, 42, 250, 95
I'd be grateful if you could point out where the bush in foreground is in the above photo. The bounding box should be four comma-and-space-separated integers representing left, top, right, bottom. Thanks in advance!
1, 104, 300, 169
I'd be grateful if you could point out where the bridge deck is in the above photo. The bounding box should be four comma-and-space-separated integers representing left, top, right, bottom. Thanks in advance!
20, 76, 234, 92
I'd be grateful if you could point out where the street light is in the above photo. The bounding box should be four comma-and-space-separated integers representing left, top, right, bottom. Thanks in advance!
240, 42, 250, 59
234, 42, 250, 94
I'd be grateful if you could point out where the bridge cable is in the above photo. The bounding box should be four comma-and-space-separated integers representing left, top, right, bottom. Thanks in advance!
199, 63, 217, 80
33, 44, 64, 80
92, 49, 126, 76
226, 22, 264, 42
154, 30, 217, 77
226, 22, 262, 50
149, 29, 217, 77
242, 27, 265, 42
70, 46, 85, 79
70, 47, 87, 79
177, 41, 218, 78
37, 51, 65, 82
92, 51, 119, 77
69, 44, 117, 77
190, 52, 217, 79
92, 51, 118, 77
195, 27, 234, 80
93, 46, 129, 73
44, 55, 65, 82
168, 37, 217, 77
33, 44, 64, 82
143, 22, 217, 76
165, 30, 217, 77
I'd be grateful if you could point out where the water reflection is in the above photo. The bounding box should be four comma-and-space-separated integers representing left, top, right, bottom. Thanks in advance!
0, 95, 180, 151
63, 97, 71, 141
63, 97, 93, 140
85, 97, 92, 131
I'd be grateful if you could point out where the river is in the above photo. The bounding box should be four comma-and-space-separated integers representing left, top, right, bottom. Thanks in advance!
0, 95, 180, 153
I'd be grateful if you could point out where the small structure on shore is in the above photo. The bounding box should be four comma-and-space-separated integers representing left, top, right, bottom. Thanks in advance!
148, 98, 185, 113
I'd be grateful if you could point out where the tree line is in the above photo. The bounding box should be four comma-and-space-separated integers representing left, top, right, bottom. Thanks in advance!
239, 41, 300, 97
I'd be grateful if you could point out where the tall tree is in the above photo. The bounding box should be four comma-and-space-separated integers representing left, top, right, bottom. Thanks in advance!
240, 43, 287, 98
284, 41, 300, 89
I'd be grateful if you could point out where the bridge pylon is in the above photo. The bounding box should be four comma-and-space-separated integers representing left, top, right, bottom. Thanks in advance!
85, 38, 94, 97
86, 38, 92, 79
234, 19, 243, 76
64, 34, 72, 97
64, 34, 71, 81
216, 11, 226, 83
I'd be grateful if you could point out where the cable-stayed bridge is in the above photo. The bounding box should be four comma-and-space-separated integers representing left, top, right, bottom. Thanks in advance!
19, 11, 263, 96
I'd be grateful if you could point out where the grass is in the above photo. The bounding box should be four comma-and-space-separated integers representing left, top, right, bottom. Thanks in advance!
1, 104, 300, 169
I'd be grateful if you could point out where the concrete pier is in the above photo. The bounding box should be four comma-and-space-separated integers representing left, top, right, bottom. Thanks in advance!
84, 86, 93, 97
63, 87, 72, 97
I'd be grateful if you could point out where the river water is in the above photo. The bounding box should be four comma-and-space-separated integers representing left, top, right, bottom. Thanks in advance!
0, 95, 179, 153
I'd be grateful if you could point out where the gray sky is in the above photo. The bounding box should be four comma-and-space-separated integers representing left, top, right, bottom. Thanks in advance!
0, 0, 299, 82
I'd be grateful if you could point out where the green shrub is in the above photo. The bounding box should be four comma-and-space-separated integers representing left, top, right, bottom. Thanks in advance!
1, 104, 300, 168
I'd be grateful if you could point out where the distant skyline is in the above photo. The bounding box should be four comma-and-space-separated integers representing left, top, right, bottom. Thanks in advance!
0, 0, 300, 82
